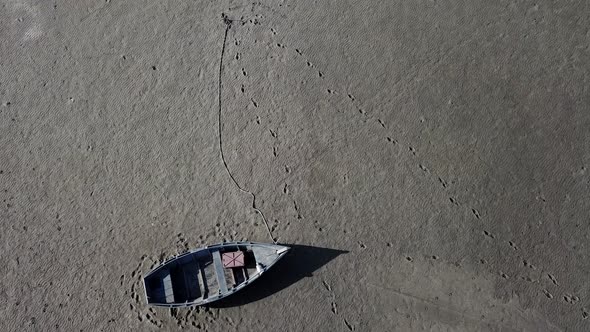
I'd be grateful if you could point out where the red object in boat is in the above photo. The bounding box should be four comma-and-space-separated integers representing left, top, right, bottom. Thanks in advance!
222, 251, 245, 268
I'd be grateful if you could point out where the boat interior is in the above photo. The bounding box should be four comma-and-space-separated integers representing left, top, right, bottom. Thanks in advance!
145, 244, 284, 305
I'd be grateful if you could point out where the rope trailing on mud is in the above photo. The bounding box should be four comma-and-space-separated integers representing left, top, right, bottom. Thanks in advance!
217, 14, 276, 244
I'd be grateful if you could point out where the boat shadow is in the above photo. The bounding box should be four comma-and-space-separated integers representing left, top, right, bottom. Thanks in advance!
207, 244, 348, 308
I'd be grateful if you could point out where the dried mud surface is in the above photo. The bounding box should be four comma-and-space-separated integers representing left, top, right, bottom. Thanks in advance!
1, 0, 589, 331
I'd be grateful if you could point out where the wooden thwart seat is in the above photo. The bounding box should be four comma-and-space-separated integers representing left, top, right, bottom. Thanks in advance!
162, 273, 174, 303
212, 250, 228, 293
196, 262, 208, 299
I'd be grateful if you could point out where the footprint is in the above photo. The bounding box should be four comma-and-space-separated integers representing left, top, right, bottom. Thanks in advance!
543, 289, 553, 299
270, 219, 281, 233
313, 220, 323, 232
508, 241, 518, 250
344, 319, 355, 331
564, 294, 580, 304
293, 201, 303, 219
331, 302, 338, 314
176, 233, 189, 252
547, 273, 558, 286
523, 260, 536, 269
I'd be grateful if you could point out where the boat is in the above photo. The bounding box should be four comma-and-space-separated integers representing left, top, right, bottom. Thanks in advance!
143, 241, 290, 307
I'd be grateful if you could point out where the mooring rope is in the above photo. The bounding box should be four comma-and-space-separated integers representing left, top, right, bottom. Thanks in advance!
217, 15, 276, 244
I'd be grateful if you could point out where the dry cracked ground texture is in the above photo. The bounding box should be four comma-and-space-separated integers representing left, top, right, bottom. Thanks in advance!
1, 0, 589, 331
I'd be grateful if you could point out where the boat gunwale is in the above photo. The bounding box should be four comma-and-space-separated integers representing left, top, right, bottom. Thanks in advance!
143, 241, 290, 307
